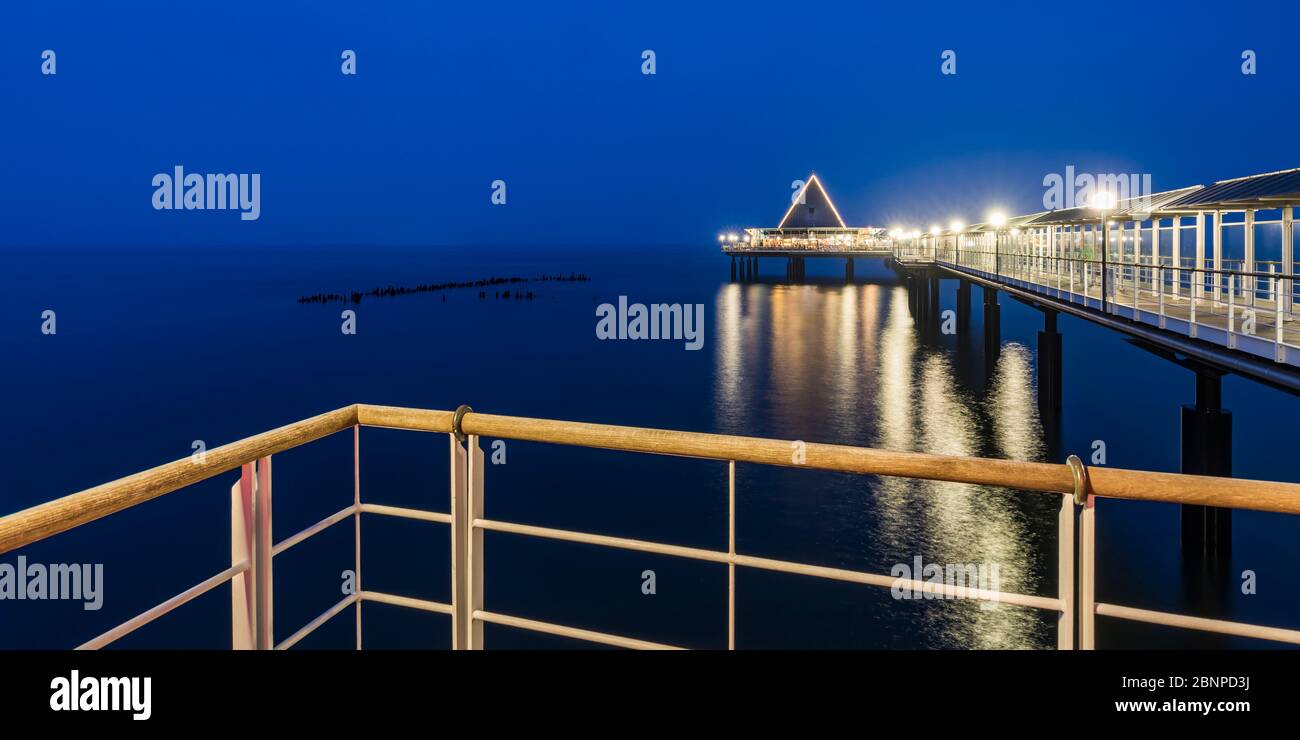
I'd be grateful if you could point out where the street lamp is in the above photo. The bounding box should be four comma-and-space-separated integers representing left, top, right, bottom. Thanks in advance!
949, 220, 964, 264
1090, 192, 1117, 311
989, 211, 1008, 275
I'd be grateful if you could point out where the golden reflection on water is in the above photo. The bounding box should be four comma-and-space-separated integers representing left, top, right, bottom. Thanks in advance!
713, 280, 1052, 649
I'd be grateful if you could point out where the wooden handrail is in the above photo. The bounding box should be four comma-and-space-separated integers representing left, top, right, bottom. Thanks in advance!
457, 411, 1300, 514
4, 402, 1300, 556
0, 406, 359, 554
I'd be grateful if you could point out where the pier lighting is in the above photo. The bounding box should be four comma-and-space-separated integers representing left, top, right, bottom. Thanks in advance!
929, 225, 941, 236
1089, 191, 1118, 212
1011, 228, 1021, 236
988, 211, 1007, 275
718, 234, 726, 243
743, 235, 751, 243
949, 220, 965, 263
727, 233, 739, 243
1089, 191, 1117, 309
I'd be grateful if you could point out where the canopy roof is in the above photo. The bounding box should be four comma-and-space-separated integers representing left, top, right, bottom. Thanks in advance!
1159, 168, 1300, 211
778, 174, 847, 229
1024, 186, 1203, 225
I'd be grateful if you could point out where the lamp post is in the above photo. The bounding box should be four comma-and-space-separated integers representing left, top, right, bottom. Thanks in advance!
1090, 192, 1117, 312
949, 220, 964, 265
989, 211, 1008, 275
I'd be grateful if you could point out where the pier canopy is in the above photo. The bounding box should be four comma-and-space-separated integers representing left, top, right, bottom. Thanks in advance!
1158, 168, 1300, 212
724, 172, 888, 254
779, 174, 847, 229
1024, 186, 1203, 226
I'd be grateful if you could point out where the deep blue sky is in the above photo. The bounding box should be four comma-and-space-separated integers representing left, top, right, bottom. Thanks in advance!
1, 0, 1296, 248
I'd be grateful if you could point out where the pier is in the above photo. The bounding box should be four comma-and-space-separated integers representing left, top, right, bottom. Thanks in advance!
724, 167, 1300, 560
726, 167, 1300, 389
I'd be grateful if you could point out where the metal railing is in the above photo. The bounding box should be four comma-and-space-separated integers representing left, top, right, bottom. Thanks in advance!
936, 247, 1300, 366
3, 404, 1300, 649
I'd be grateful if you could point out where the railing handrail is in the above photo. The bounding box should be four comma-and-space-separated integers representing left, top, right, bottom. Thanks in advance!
6, 403, 1300, 556
942, 248, 1300, 281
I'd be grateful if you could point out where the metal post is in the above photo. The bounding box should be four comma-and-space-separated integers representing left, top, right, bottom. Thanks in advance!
231, 463, 255, 650
1213, 210, 1223, 299
254, 456, 273, 650
1100, 218, 1109, 311
466, 435, 485, 650
1079, 496, 1096, 650
1284, 205, 1294, 318
1057, 493, 1075, 650
1274, 270, 1286, 363
1151, 218, 1160, 296
1228, 274, 1236, 349
728, 460, 736, 651
450, 433, 470, 649
1244, 208, 1255, 277
1195, 211, 1206, 300
354, 425, 362, 649
1171, 216, 1181, 297
1158, 266, 1166, 329
232, 459, 273, 650
1190, 271, 1198, 338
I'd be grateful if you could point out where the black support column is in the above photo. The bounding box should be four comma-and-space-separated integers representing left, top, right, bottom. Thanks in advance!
956, 280, 971, 333
983, 285, 1001, 365
1037, 310, 1063, 460
1181, 368, 1232, 559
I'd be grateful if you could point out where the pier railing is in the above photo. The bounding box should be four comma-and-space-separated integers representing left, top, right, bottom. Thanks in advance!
889, 239, 1300, 367
3, 403, 1300, 649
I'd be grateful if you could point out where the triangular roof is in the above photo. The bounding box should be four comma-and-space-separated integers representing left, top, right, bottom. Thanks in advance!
778, 174, 847, 228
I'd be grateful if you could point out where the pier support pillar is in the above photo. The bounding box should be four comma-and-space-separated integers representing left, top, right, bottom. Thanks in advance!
750, 256, 758, 280
1037, 310, 1062, 458
1181, 368, 1232, 560
983, 286, 1001, 365
956, 280, 971, 333
730, 256, 736, 282
845, 257, 854, 282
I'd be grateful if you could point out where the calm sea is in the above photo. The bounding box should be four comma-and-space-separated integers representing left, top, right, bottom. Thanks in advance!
3, 244, 1298, 649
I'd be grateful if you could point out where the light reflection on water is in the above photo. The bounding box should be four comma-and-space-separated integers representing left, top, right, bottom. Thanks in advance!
714, 280, 1054, 648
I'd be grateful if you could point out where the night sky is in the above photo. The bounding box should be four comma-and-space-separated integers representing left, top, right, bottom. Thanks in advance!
1, 0, 1296, 248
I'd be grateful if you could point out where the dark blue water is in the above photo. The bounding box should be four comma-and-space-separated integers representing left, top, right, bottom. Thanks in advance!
3, 245, 1299, 649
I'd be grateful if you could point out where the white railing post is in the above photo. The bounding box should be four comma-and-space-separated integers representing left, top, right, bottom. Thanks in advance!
1079, 495, 1096, 650
231, 457, 273, 650
231, 464, 255, 650
1228, 274, 1237, 349
466, 435, 485, 650
1274, 271, 1286, 363
354, 425, 362, 650
255, 456, 273, 649
450, 432, 470, 649
1190, 271, 1198, 338
728, 460, 736, 651
1158, 267, 1165, 329
1057, 493, 1075, 650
